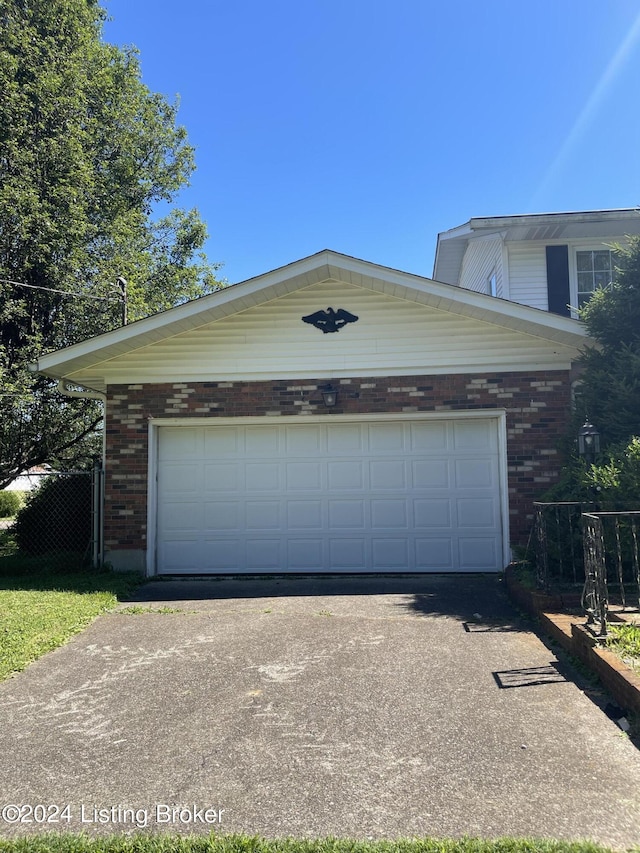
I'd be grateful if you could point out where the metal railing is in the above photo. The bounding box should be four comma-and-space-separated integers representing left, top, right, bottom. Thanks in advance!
581, 511, 640, 636
532, 501, 595, 591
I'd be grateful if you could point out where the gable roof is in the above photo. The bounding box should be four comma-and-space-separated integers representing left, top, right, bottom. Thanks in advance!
32, 249, 589, 392
433, 208, 640, 286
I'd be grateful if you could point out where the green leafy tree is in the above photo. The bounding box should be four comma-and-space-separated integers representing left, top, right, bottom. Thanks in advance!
576, 235, 640, 448
0, 0, 223, 488
544, 233, 640, 506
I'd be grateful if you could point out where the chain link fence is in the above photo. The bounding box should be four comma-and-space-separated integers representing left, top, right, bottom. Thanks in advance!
6, 465, 103, 564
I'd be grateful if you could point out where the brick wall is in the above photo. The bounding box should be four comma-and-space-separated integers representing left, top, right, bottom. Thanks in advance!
104, 371, 572, 559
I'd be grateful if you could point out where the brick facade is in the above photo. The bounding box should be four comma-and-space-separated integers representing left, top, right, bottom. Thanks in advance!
104, 371, 572, 563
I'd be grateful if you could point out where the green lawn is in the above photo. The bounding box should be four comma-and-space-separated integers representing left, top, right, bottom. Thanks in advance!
0, 835, 621, 853
0, 544, 143, 681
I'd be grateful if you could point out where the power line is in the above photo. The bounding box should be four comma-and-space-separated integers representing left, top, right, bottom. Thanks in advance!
0, 278, 113, 302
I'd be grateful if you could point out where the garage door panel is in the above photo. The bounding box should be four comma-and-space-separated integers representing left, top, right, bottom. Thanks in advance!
162, 427, 203, 459
329, 538, 366, 568
287, 539, 324, 569
160, 539, 206, 572
371, 499, 409, 529
245, 462, 280, 491
416, 538, 454, 569
454, 419, 497, 450
454, 458, 496, 488
412, 459, 450, 489
414, 499, 452, 528
369, 422, 406, 452
372, 538, 408, 568
204, 427, 237, 456
410, 421, 449, 451
156, 418, 504, 574
286, 462, 322, 490
204, 501, 240, 531
245, 425, 280, 455
457, 497, 499, 528
204, 463, 239, 492
327, 423, 364, 453
458, 537, 499, 570
370, 460, 406, 489
162, 463, 203, 493
246, 501, 280, 530
246, 539, 281, 569
328, 461, 364, 490
159, 502, 203, 531
286, 424, 322, 454
328, 500, 365, 528
287, 500, 323, 529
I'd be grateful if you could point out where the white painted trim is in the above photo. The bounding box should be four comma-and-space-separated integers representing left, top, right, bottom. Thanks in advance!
145, 409, 510, 576
501, 242, 510, 300
496, 412, 511, 568
567, 243, 619, 319
146, 420, 159, 578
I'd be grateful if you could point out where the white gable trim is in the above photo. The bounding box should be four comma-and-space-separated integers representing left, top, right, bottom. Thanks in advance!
32, 250, 588, 388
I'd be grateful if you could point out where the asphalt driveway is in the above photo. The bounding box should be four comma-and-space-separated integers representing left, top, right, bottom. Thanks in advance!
1, 574, 639, 848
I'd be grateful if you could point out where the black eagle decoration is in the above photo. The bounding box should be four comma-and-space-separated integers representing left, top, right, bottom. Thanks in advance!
301, 307, 359, 333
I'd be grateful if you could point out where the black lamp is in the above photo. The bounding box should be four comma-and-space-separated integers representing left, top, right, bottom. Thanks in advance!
321, 384, 338, 408
578, 421, 600, 459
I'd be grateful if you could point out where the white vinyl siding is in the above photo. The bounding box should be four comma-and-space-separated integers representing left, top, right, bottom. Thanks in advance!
72, 281, 579, 386
153, 415, 506, 574
459, 236, 504, 297
507, 244, 549, 311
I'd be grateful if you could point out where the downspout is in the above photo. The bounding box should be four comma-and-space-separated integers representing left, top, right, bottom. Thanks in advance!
57, 379, 107, 456
57, 380, 107, 567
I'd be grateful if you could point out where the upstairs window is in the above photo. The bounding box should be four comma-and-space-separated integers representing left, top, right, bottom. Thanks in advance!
576, 249, 615, 308
487, 270, 497, 297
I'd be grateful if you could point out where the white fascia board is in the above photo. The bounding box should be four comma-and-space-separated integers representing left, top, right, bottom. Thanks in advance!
469, 208, 639, 232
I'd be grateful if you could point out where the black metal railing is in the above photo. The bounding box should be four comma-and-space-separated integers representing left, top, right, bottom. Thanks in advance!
581, 511, 640, 636
532, 501, 595, 591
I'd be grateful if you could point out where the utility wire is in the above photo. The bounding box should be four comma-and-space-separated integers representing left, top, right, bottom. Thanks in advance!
0, 278, 115, 302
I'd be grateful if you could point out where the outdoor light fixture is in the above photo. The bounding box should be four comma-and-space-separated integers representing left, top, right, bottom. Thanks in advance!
578, 421, 600, 458
321, 384, 338, 408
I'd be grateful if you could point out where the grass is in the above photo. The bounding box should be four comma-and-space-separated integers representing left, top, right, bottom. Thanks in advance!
0, 835, 622, 853
0, 542, 143, 682
606, 622, 640, 674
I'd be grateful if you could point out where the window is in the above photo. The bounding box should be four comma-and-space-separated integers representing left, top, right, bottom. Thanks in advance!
487, 270, 497, 297
576, 249, 615, 308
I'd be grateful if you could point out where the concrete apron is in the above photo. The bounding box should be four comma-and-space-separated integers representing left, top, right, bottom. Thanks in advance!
0, 574, 639, 848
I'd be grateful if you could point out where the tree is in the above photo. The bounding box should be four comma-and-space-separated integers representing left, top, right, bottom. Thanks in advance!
576, 235, 640, 448
0, 0, 223, 488
544, 233, 640, 506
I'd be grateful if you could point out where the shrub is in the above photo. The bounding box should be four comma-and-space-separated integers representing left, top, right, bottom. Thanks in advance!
0, 490, 23, 518
13, 474, 92, 556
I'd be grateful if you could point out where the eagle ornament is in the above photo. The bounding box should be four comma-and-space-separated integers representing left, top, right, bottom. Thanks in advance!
301, 307, 359, 333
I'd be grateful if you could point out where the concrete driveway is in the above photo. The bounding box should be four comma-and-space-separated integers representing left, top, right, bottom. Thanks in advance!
1, 574, 639, 848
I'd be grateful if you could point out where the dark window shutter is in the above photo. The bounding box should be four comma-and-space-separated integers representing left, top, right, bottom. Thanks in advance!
545, 245, 571, 317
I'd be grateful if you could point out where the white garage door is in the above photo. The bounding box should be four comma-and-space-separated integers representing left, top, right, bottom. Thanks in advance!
155, 417, 504, 574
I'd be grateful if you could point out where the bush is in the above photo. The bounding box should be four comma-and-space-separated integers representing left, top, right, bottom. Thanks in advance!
13, 474, 92, 556
0, 490, 23, 518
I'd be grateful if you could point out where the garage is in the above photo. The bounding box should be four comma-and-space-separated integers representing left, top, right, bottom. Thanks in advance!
153, 414, 506, 574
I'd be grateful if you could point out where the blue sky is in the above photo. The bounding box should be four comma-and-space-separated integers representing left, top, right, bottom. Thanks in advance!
102, 1, 640, 285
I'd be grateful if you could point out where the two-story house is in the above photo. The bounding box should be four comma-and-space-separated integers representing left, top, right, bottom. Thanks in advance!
433, 208, 640, 317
